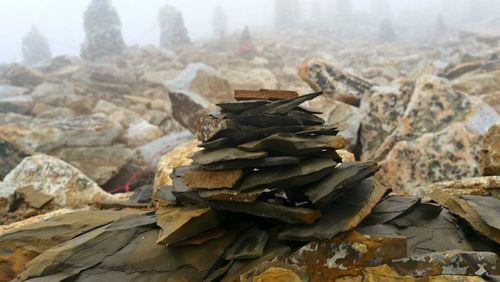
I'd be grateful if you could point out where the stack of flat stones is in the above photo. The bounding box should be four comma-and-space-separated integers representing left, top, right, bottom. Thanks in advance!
163, 90, 382, 245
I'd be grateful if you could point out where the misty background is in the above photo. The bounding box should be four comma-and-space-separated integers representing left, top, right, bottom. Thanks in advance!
1, 0, 499, 64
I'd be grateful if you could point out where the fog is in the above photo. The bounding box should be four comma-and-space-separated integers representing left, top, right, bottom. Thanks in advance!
1, 0, 499, 63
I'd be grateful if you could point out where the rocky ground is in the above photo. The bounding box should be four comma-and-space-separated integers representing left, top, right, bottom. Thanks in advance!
0, 30, 499, 281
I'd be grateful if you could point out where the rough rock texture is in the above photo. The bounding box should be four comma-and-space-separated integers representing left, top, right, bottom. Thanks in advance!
125, 121, 163, 147
81, 0, 126, 60
453, 70, 500, 96
375, 75, 500, 192
0, 114, 122, 154
480, 124, 500, 176
3, 64, 45, 87
377, 123, 484, 194
0, 85, 29, 98
0, 155, 122, 212
305, 96, 363, 150
298, 59, 373, 106
0, 95, 34, 115
418, 176, 500, 198
154, 139, 200, 190
360, 82, 414, 159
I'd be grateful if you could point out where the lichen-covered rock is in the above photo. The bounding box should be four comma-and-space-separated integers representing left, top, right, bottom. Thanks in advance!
0, 154, 122, 212
480, 124, 500, 176
360, 82, 414, 160
377, 123, 483, 193
154, 139, 200, 190
298, 59, 373, 106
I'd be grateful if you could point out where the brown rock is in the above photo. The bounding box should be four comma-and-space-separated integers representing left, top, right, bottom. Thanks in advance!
285, 231, 407, 281
298, 59, 373, 106
252, 267, 302, 282
480, 124, 500, 176
234, 89, 298, 101
418, 176, 500, 198
155, 206, 219, 245
181, 168, 244, 189
16, 187, 54, 209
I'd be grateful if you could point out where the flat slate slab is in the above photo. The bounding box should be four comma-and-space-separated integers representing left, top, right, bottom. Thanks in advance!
234, 89, 298, 101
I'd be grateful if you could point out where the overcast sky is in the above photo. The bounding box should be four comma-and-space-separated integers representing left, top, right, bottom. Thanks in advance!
0, 0, 490, 64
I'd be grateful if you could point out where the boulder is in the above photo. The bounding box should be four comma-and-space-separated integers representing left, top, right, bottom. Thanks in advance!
0, 85, 29, 98
165, 63, 233, 104
3, 64, 45, 86
418, 176, 500, 198
125, 121, 163, 147
377, 123, 484, 194
0, 114, 123, 154
88, 62, 136, 85
50, 145, 134, 186
453, 70, 500, 96
298, 59, 373, 106
31, 82, 75, 99
222, 68, 278, 90
0, 154, 122, 212
360, 82, 414, 159
0, 95, 34, 114
480, 124, 500, 176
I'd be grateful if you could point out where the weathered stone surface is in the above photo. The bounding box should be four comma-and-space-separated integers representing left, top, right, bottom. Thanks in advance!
192, 147, 267, 165
0, 114, 123, 154
304, 161, 380, 208
0, 85, 29, 98
180, 167, 244, 189
453, 70, 500, 96
298, 59, 373, 106
462, 195, 500, 230
3, 64, 45, 86
418, 176, 500, 198
202, 156, 301, 171
16, 213, 156, 281
238, 158, 337, 192
154, 139, 200, 190
234, 89, 298, 101
286, 231, 407, 281
239, 132, 345, 156
0, 154, 122, 212
50, 145, 133, 186
166, 63, 232, 104
225, 227, 269, 259
389, 251, 499, 277
125, 121, 163, 147
0, 95, 33, 114
0, 210, 141, 281
252, 267, 302, 282
360, 83, 414, 159
480, 123, 500, 176
174, 191, 322, 225
155, 206, 218, 245
16, 186, 54, 209
88, 62, 136, 85
279, 179, 388, 241
356, 264, 489, 281
480, 92, 500, 113
431, 191, 500, 244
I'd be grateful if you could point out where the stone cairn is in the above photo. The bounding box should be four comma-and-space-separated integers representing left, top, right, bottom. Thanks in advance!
21, 26, 52, 65
237, 25, 257, 59
159, 5, 191, 49
81, 0, 126, 60
158, 90, 381, 244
